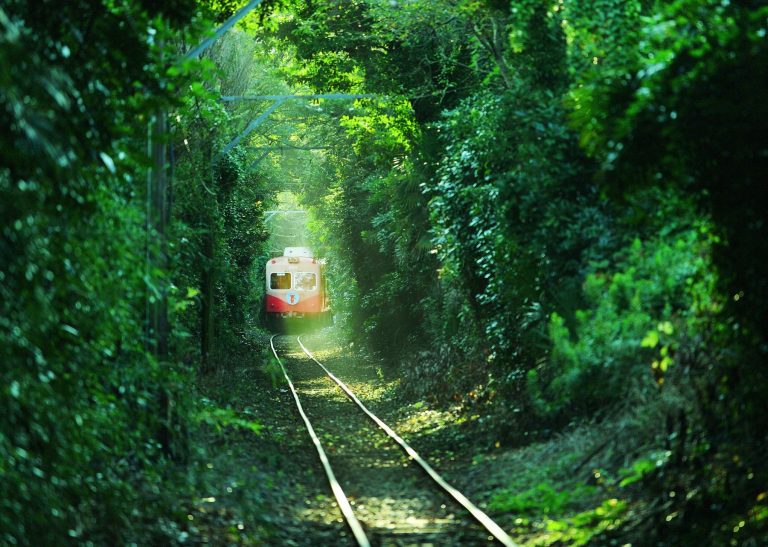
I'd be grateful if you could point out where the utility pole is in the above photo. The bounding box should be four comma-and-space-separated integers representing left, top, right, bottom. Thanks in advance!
146, 107, 169, 359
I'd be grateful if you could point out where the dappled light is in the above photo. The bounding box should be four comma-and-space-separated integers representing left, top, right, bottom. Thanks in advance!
2, 0, 767, 545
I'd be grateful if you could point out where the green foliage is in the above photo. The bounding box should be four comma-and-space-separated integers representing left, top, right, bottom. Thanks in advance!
0, 1, 207, 542
195, 398, 263, 436
421, 73, 606, 404
528, 213, 720, 417
171, 31, 279, 370
539, 498, 629, 546
618, 456, 659, 488
490, 482, 597, 516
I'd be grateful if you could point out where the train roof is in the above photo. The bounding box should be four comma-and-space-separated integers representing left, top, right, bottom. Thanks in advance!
266, 254, 326, 267
284, 247, 313, 258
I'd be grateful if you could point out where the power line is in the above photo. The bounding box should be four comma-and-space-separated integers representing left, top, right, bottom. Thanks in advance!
221, 93, 376, 101
184, 0, 265, 59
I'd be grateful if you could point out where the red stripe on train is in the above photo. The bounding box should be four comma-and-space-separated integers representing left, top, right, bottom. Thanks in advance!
265, 293, 324, 314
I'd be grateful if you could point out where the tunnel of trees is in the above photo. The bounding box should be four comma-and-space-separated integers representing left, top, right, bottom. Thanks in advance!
1, 0, 766, 544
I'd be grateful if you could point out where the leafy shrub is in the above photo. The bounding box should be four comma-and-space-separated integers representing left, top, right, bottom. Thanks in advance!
490, 482, 597, 516
528, 220, 719, 418
0, 2, 201, 542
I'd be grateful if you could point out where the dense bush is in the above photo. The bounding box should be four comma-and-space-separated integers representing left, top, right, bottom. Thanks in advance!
0, 2, 203, 542
0, 1, 287, 542
170, 31, 286, 371
528, 214, 719, 417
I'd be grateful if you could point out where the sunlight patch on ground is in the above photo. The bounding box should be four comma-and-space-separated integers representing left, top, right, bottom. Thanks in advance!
297, 498, 352, 528
308, 344, 344, 362
395, 404, 464, 437
346, 380, 397, 403
347, 495, 456, 530
295, 376, 338, 393
297, 494, 457, 533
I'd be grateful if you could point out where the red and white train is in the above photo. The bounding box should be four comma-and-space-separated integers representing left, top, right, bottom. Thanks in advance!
264, 247, 331, 329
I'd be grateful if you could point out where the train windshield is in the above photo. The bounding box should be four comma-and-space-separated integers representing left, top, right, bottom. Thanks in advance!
270, 272, 291, 289
294, 272, 317, 291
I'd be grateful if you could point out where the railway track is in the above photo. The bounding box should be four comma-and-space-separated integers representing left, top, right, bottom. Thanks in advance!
270, 334, 518, 546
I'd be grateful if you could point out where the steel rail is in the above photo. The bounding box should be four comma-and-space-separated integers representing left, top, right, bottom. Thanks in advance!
269, 335, 370, 547
297, 336, 519, 547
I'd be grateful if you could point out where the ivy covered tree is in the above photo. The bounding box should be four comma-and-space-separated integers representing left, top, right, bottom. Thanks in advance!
0, 0, 209, 542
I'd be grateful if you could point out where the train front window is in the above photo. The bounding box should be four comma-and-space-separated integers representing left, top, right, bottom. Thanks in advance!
270, 272, 291, 290
294, 272, 317, 291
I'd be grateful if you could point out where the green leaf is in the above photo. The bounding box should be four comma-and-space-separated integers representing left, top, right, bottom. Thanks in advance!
641, 330, 659, 348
